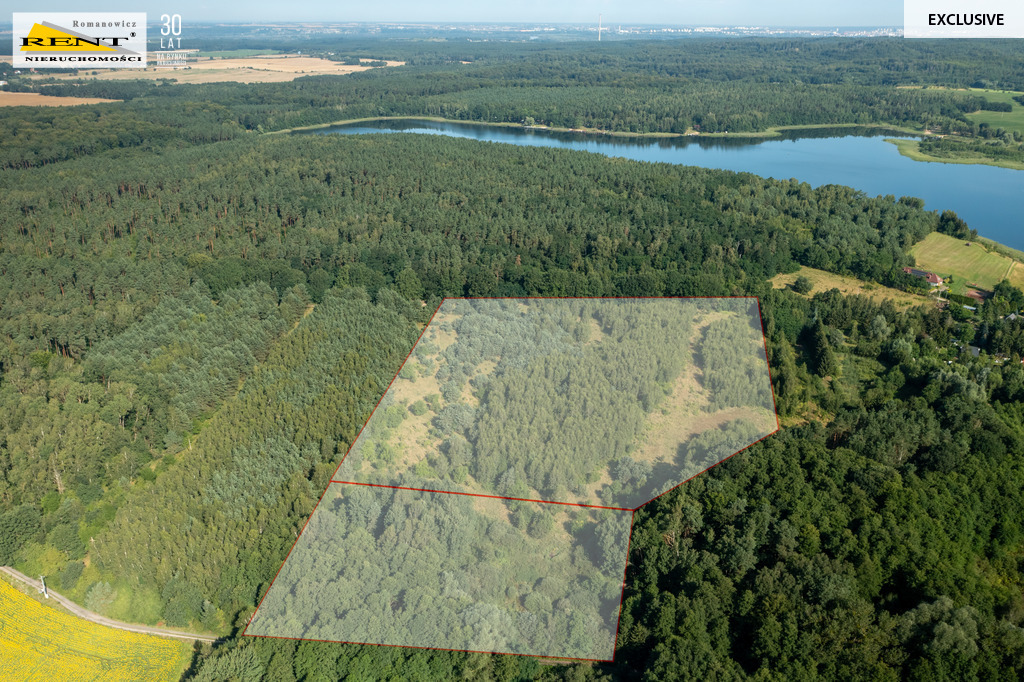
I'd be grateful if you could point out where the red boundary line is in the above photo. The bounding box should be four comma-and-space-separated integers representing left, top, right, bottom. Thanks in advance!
756, 297, 783, 435
609, 510, 637, 663
328, 301, 443, 481
243, 300, 443, 639
330, 480, 631, 511
244, 296, 781, 661
634, 298, 780, 510
632, 430, 778, 511
242, 632, 613, 663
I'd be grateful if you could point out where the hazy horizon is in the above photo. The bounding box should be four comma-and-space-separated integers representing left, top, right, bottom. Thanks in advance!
6, 2, 902, 28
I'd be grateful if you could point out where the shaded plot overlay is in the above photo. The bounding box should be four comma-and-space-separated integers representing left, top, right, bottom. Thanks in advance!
248, 298, 776, 659
245, 484, 632, 660
334, 298, 777, 509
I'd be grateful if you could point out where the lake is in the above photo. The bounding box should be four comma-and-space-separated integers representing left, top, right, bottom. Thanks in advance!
301, 119, 1024, 251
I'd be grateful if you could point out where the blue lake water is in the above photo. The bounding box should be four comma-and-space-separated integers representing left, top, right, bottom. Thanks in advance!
302, 119, 1024, 251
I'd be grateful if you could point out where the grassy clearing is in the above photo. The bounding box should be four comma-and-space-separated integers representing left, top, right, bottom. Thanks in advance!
977, 236, 1024, 263
897, 85, 1024, 130
0, 578, 191, 682
888, 87, 1024, 169
964, 89, 1024, 136
770, 266, 930, 309
910, 232, 1024, 291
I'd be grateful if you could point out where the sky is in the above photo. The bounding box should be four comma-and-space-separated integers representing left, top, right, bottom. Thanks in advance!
15, 1, 902, 27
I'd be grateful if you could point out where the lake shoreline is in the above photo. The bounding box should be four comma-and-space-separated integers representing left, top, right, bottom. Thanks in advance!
278, 115, 1021, 171
298, 117, 1022, 252
885, 138, 1024, 171
273, 115, 924, 140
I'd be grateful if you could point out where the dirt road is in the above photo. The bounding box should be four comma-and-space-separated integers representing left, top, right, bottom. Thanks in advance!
0, 566, 219, 643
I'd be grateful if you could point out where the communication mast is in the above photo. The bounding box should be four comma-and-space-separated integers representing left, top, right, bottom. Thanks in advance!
598, 14, 603, 41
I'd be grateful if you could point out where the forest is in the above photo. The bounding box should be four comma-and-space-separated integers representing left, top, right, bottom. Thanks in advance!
0, 36, 1023, 681
246, 484, 632, 660
3, 38, 1024, 166
337, 298, 773, 510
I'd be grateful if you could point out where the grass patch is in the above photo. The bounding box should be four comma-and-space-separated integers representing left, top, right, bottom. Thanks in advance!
910, 232, 1024, 291
769, 266, 930, 309
965, 89, 1024, 136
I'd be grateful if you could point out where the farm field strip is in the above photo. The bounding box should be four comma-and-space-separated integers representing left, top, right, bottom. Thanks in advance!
0, 92, 120, 107
0, 577, 192, 681
20, 54, 405, 84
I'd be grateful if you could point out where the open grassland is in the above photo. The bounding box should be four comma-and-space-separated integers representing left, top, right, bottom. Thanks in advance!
0, 579, 192, 682
0, 91, 119, 107
965, 89, 1024, 135
770, 266, 930, 309
910, 232, 1024, 291
895, 86, 1024, 134
890, 87, 1024, 169
21, 54, 404, 84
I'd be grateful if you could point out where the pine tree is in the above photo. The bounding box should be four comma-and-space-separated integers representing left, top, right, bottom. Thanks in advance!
812, 321, 839, 378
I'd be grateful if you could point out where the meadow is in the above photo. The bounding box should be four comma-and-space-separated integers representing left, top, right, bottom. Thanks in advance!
770, 265, 931, 309
910, 232, 1024, 293
965, 89, 1024, 135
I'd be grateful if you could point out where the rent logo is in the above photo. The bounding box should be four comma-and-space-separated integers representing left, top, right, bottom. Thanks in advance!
12, 13, 147, 68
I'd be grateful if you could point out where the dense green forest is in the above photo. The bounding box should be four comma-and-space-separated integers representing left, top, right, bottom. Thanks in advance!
339, 298, 773, 509
4, 39, 1024, 164
917, 132, 1024, 165
246, 484, 631, 660
1, 37, 1024, 681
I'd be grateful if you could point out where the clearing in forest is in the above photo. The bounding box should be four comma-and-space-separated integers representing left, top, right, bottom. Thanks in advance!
770, 266, 930, 309
333, 298, 777, 509
246, 298, 777, 660
911, 232, 1024, 293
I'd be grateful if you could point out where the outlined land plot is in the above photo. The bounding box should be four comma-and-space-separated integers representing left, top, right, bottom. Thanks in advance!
333, 297, 777, 510
245, 483, 633, 660
247, 297, 778, 661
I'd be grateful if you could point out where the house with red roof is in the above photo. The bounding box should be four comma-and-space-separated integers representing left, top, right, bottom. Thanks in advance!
903, 267, 943, 286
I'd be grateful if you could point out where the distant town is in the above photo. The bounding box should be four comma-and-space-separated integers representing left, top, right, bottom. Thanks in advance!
0, 21, 897, 42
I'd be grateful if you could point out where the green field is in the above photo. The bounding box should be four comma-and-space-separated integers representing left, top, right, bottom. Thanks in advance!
966, 89, 1024, 135
910, 232, 1024, 293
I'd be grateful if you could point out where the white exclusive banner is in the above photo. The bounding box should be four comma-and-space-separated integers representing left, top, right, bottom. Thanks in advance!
905, 1, 1024, 38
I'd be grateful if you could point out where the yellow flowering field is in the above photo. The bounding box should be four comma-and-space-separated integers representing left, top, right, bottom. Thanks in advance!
0, 580, 191, 681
